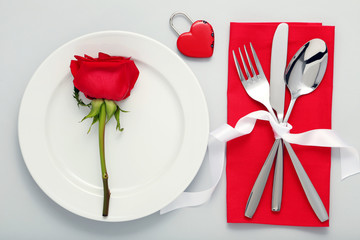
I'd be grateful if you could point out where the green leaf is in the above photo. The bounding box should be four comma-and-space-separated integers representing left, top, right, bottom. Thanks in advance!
104, 100, 118, 123
81, 99, 104, 122
73, 87, 90, 108
87, 115, 99, 134
119, 107, 129, 113
114, 107, 124, 131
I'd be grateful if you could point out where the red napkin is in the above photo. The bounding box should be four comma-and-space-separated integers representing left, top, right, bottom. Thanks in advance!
226, 23, 335, 227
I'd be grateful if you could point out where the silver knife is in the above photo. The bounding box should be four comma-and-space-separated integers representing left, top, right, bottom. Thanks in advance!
269, 23, 288, 212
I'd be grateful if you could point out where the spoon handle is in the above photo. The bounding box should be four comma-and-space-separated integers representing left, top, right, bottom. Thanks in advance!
283, 97, 296, 123
283, 141, 329, 222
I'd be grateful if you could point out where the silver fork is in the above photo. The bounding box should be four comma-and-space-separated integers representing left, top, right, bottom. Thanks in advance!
232, 44, 282, 218
232, 43, 278, 121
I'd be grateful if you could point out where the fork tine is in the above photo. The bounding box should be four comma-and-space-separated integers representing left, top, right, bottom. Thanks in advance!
250, 43, 265, 76
232, 50, 246, 84
238, 47, 251, 79
244, 45, 257, 77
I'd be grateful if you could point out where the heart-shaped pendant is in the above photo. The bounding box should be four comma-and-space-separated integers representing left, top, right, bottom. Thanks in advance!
170, 12, 214, 58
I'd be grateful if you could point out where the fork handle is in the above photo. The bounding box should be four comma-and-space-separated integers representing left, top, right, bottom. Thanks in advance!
283, 141, 329, 222
245, 139, 280, 218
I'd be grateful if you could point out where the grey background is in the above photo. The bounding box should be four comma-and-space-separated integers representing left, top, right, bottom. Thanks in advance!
1, 0, 360, 239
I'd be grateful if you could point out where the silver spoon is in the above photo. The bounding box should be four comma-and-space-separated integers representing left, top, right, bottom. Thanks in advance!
283, 38, 328, 122
283, 38, 329, 222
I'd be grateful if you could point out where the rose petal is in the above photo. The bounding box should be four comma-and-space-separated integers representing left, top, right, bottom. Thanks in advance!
84, 54, 95, 60
71, 53, 139, 101
98, 52, 111, 59
72, 58, 139, 101
75, 55, 94, 62
122, 61, 140, 99
70, 60, 80, 77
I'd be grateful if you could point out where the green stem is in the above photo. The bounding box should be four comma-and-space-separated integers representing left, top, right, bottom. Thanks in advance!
99, 102, 110, 216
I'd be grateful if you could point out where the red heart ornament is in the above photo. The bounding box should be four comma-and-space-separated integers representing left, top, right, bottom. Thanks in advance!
176, 20, 214, 58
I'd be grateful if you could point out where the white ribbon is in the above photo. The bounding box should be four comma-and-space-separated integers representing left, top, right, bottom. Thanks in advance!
160, 110, 360, 214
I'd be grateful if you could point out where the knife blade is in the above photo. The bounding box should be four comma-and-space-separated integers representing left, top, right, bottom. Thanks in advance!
270, 23, 288, 212
270, 23, 288, 121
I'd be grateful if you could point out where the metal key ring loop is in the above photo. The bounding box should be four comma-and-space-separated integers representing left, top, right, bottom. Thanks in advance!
169, 12, 194, 36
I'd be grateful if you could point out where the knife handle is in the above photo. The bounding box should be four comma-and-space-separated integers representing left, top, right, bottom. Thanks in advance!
245, 139, 280, 218
283, 141, 329, 222
272, 140, 283, 211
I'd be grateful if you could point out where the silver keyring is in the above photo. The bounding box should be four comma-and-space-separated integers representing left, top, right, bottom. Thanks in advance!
169, 12, 194, 36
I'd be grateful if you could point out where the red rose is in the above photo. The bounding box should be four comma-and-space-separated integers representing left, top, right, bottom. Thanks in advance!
70, 52, 139, 101
70, 52, 140, 216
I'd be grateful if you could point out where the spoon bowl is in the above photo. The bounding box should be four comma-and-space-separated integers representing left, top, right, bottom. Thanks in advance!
283, 38, 328, 122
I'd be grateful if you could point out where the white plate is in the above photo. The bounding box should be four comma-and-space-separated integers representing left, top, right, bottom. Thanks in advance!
18, 31, 209, 222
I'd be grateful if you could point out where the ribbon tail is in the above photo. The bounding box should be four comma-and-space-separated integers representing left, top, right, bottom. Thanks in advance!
282, 129, 360, 180
340, 147, 360, 179
159, 185, 219, 214
160, 135, 225, 214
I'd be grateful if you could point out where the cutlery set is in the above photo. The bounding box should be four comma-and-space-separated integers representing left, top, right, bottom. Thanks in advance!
232, 23, 329, 222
